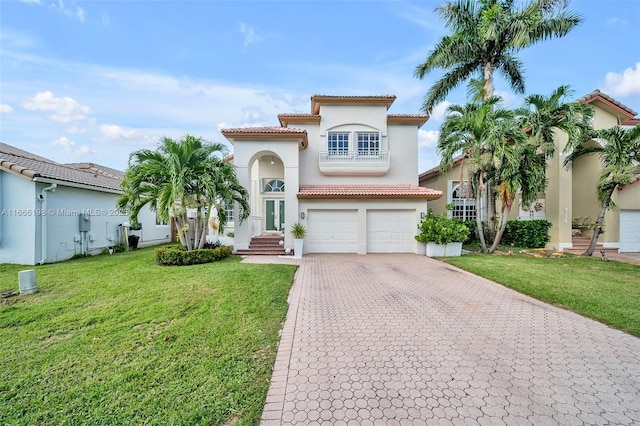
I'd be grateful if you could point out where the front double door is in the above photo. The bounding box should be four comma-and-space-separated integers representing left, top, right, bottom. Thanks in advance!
265, 199, 285, 232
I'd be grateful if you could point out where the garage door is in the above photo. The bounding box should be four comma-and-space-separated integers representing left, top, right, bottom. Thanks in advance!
367, 210, 416, 253
306, 210, 358, 253
620, 210, 640, 252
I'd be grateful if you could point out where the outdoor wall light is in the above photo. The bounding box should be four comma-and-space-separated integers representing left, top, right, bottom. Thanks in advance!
420, 212, 426, 219
300, 212, 305, 219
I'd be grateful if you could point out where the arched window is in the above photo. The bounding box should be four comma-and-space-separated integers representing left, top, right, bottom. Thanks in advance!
264, 179, 285, 192
450, 181, 476, 221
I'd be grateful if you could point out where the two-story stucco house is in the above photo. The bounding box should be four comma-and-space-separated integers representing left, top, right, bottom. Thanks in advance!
0, 142, 171, 265
419, 90, 640, 253
221, 95, 442, 255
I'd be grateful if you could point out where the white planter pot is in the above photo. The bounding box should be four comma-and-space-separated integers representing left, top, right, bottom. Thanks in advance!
445, 242, 463, 257
293, 238, 304, 258
426, 242, 446, 257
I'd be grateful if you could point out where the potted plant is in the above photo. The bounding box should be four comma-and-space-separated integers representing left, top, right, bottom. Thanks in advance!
291, 222, 306, 258
415, 210, 469, 257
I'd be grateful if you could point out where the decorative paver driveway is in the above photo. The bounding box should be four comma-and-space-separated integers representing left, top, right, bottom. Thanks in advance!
261, 254, 640, 425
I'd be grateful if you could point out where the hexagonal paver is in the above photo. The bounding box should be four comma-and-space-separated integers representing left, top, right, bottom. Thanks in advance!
259, 254, 640, 425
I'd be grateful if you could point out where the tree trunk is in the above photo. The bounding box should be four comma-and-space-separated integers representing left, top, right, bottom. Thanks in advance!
488, 204, 513, 253
584, 186, 616, 256
475, 183, 488, 253
483, 63, 494, 100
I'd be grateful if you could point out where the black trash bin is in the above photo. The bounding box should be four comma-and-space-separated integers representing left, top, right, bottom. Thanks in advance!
128, 235, 140, 249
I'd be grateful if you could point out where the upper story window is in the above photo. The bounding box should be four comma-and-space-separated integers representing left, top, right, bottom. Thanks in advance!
357, 132, 380, 156
327, 132, 350, 155
264, 179, 285, 192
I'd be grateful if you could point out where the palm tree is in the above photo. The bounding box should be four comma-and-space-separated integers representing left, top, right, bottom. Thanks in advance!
438, 96, 523, 252
564, 125, 640, 256
117, 135, 249, 251
415, 0, 582, 113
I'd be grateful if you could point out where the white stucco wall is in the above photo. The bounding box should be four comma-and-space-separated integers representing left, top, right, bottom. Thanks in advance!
0, 172, 38, 265
0, 175, 170, 265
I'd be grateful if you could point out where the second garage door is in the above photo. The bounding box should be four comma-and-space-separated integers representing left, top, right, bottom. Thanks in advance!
367, 210, 416, 253
306, 210, 358, 253
620, 210, 640, 252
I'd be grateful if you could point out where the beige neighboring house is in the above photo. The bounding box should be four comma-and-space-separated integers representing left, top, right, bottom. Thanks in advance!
221, 95, 442, 255
419, 90, 640, 253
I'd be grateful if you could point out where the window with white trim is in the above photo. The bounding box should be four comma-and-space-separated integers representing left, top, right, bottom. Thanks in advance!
449, 180, 476, 221
224, 202, 234, 224
327, 132, 349, 155
264, 179, 285, 192
357, 132, 380, 156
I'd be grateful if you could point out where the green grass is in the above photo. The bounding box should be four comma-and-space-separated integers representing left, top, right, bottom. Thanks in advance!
0, 247, 297, 425
443, 252, 640, 337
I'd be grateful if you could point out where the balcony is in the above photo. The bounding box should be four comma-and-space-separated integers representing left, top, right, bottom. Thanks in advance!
318, 150, 390, 176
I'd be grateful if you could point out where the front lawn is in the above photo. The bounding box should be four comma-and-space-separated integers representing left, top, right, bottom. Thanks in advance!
0, 247, 297, 425
443, 252, 640, 337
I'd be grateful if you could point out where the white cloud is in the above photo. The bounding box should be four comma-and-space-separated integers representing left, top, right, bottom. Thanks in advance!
20, 0, 40, 3
418, 129, 439, 149
603, 63, 640, 97
102, 12, 110, 26
493, 89, 520, 108
99, 124, 155, 145
430, 101, 452, 122
0, 104, 14, 114
76, 7, 85, 23
51, 136, 93, 155
606, 17, 628, 26
23, 91, 92, 123
239, 23, 262, 47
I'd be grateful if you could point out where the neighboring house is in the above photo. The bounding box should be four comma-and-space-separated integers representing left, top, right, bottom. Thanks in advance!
0, 142, 171, 265
419, 90, 640, 253
221, 95, 442, 254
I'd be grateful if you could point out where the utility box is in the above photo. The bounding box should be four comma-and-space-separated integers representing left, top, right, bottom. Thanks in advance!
79, 213, 91, 232
18, 270, 38, 295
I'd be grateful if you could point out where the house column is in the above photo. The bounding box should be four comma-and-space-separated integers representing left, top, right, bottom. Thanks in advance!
283, 156, 299, 252
234, 163, 251, 251
547, 132, 573, 251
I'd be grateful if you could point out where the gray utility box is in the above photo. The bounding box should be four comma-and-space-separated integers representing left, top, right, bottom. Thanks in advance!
19, 270, 38, 295
79, 213, 91, 232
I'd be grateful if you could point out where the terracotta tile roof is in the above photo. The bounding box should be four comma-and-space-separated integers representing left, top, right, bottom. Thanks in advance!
277, 113, 321, 127
220, 126, 309, 149
221, 126, 306, 134
419, 154, 468, 183
310, 95, 397, 114
577, 89, 638, 118
0, 142, 122, 191
297, 184, 442, 200
387, 114, 430, 126
619, 165, 640, 191
65, 162, 125, 179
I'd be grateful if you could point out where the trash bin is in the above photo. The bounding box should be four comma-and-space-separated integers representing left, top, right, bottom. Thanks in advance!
128, 235, 140, 249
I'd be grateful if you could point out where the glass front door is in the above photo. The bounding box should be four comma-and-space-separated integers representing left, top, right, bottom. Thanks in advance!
265, 199, 285, 232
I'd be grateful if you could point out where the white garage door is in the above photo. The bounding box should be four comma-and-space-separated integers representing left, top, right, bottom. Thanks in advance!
620, 210, 640, 252
306, 210, 358, 253
367, 210, 416, 253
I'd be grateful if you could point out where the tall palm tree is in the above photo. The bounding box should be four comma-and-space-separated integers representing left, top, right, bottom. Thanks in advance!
117, 135, 249, 251
438, 96, 522, 252
564, 125, 640, 256
415, 0, 582, 113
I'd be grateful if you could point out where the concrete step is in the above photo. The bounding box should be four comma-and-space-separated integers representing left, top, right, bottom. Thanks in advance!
236, 248, 288, 256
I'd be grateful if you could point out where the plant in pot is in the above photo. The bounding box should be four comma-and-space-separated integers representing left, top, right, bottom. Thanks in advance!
291, 222, 306, 259
415, 209, 469, 257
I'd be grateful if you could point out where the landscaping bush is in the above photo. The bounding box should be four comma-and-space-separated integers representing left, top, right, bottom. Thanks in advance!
155, 245, 232, 266
415, 210, 470, 244
502, 220, 552, 248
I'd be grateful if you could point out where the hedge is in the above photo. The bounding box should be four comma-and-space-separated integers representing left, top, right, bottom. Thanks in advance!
502, 220, 552, 248
155, 245, 233, 266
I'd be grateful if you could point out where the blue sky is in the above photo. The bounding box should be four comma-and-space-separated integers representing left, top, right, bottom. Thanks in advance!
1, 0, 639, 173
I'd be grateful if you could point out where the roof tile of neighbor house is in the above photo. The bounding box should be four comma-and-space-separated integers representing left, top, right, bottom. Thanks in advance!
577, 89, 639, 119
298, 184, 442, 200
0, 142, 123, 191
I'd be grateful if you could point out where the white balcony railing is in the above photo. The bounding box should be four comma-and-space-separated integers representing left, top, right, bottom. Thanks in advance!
318, 151, 390, 176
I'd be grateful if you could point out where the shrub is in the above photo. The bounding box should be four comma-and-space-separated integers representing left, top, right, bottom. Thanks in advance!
502, 220, 552, 248
415, 210, 470, 244
155, 245, 232, 266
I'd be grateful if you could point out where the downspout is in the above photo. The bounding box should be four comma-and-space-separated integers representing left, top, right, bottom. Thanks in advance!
38, 183, 57, 264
